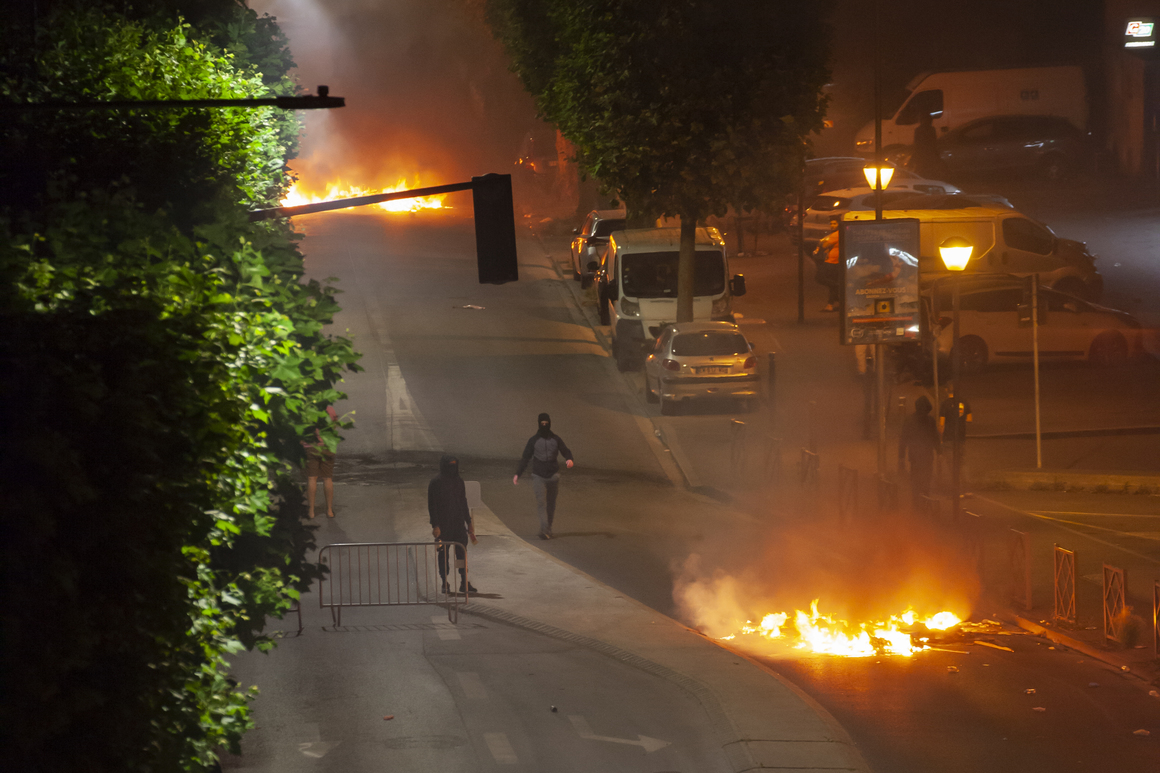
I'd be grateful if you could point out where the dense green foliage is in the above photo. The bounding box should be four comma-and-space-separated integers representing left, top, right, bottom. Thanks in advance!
1, 4, 359, 770
486, 0, 831, 318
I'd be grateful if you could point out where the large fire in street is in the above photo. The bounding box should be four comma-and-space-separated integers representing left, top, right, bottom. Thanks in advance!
719, 600, 963, 657
281, 178, 448, 213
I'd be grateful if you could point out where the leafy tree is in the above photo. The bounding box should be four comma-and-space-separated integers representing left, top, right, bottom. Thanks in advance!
0, 5, 361, 770
486, 0, 831, 320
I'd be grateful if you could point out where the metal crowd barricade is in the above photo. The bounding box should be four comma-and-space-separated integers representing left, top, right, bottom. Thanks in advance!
1009, 529, 1032, 612
318, 542, 465, 627
1102, 563, 1126, 645
837, 465, 858, 521
1052, 546, 1076, 625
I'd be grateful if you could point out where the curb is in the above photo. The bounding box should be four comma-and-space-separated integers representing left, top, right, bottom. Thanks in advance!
971, 425, 1160, 441
999, 612, 1157, 689
976, 469, 1160, 494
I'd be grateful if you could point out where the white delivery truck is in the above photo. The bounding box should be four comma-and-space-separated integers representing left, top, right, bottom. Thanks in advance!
854, 66, 1087, 158
594, 227, 746, 371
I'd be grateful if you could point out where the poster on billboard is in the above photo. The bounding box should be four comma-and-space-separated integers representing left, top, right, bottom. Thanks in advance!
839, 218, 921, 346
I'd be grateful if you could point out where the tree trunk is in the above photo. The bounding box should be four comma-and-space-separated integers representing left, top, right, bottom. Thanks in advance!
677, 213, 697, 323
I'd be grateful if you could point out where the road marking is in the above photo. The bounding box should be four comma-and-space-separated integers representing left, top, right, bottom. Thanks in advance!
976, 497, 1160, 566
433, 614, 460, 640
1033, 510, 1160, 518
298, 741, 339, 758
457, 671, 487, 700
483, 732, 518, 764
568, 715, 670, 753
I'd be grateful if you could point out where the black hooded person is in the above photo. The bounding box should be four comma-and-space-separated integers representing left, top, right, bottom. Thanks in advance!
428, 454, 477, 594
513, 413, 574, 539
898, 396, 940, 512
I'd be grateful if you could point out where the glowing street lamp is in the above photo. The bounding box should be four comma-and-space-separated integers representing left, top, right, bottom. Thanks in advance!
939, 236, 973, 271
937, 236, 973, 520
862, 164, 895, 191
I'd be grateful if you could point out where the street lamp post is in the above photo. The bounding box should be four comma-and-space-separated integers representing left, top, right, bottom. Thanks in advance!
862, 162, 894, 470
939, 236, 973, 520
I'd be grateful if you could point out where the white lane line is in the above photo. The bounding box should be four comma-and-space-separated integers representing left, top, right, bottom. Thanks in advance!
568, 715, 670, 753
1033, 510, 1160, 518
457, 672, 488, 700
977, 499, 1160, 566
483, 732, 518, 764
433, 614, 461, 640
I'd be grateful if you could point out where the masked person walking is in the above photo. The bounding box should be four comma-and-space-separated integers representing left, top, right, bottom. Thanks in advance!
513, 413, 574, 540
429, 455, 477, 595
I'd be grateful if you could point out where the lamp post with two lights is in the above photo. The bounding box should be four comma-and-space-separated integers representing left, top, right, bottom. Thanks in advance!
937, 236, 973, 519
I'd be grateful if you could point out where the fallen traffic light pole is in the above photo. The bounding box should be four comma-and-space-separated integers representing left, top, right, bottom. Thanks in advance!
247, 173, 519, 285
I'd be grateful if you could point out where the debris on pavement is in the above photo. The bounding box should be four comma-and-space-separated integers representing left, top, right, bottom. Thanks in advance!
458, 304, 486, 310
1033, 707, 1046, 712
947, 666, 959, 673
383, 715, 394, 721
550, 706, 558, 712
975, 640, 1015, 652
1133, 729, 1151, 736
1024, 688, 1037, 694
1150, 690, 1159, 698
1089, 682, 1099, 688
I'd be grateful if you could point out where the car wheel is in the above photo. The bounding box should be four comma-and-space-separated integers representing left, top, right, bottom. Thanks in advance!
1089, 332, 1129, 368
598, 296, 611, 325
660, 393, 679, 416
952, 335, 988, 374
644, 374, 659, 403
1052, 277, 1090, 301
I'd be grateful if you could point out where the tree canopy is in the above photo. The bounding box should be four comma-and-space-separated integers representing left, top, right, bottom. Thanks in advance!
486, 0, 831, 319
1, 4, 359, 770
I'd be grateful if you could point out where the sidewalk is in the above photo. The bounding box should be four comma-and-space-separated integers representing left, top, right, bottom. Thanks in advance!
223, 473, 870, 772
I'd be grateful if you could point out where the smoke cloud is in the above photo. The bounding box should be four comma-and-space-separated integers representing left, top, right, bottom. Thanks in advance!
253, 0, 545, 193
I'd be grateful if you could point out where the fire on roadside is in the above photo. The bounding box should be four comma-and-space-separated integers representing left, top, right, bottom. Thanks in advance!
281, 177, 448, 213
718, 600, 963, 657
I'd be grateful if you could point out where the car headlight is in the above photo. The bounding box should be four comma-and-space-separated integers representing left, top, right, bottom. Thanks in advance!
620, 299, 640, 317
712, 295, 731, 317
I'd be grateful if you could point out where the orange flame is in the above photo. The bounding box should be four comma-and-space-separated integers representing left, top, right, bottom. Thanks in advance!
281, 178, 448, 213
726, 600, 962, 658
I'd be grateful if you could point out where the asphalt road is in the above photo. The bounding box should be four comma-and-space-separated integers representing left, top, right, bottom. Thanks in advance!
288, 209, 1159, 773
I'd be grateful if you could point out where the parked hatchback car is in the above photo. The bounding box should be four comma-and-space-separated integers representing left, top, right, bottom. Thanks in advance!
938, 115, 1087, 180
571, 208, 626, 286
925, 275, 1141, 372
644, 322, 759, 414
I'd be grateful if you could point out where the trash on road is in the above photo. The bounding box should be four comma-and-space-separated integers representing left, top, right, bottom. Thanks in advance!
1133, 729, 1151, 736
1121, 665, 1130, 672
383, 715, 394, 721
1033, 707, 1046, 712
975, 641, 1015, 652
458, 304, 486, 310
947, 666, 959, 672
1149, 690, 1159, 698
1024, 688, 1036, 695
1088, 682, 1099, 688
550, 706, 558, 713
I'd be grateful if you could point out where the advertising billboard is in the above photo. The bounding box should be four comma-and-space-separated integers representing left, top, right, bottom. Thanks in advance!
839, 219, 921, 346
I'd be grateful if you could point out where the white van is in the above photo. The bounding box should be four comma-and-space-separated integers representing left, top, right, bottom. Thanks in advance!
845, 203, 1102, 299
595, 227, 746, 371
854, 66, 1087, 158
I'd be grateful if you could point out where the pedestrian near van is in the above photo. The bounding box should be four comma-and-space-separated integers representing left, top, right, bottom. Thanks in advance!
813, 220, 841, 312
303, 405, 340, 519
429, 454, 477, 595
513, 413, 573, 540
911, 111, 942, 179
898, 395, 940, 512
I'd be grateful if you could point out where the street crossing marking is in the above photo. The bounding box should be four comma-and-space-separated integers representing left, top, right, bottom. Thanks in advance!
483, 732, 518, 764
457, 671, 488, 700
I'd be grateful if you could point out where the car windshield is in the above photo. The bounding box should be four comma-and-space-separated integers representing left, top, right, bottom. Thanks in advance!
672, 332, 749, 356
621, 251, 725, 298
593, 219, 625, 237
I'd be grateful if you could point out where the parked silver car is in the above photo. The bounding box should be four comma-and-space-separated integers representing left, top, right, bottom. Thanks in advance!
644, 322, 759, 415
571, 208, 626, 286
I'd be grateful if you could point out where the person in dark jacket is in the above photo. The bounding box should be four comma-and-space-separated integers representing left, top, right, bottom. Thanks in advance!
898, 395, 940, 511
911, 112, 942, 179
429, 454, 477, 594
513, 413, 573, 540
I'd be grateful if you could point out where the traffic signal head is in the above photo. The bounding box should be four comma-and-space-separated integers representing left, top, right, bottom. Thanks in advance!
472, 173, 519, 284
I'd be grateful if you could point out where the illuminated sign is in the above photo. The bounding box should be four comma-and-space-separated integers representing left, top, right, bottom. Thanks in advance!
839, 219, 921, 346
1125, 18, 1156, 49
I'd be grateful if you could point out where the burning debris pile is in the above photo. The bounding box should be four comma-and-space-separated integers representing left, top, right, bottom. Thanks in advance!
722, 601, 963, 658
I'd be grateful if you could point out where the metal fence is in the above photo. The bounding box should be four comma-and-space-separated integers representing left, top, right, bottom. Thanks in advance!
1103, 563, 1126, 645
318, 542, 466, 626
1052, 546, 1076, 625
